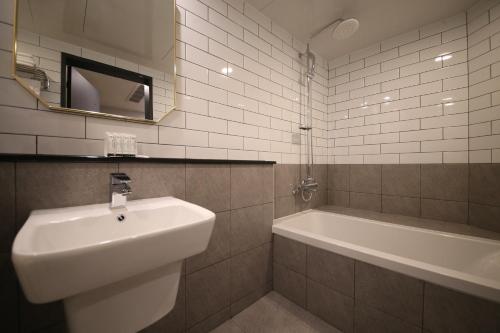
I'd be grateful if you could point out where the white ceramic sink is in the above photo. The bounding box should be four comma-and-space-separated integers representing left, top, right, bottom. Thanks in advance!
12, 196, 215, 333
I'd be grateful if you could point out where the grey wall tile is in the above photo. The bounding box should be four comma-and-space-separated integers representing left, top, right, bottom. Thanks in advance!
330, 165, 349, 191
469, 164, 500, 206
355, 261, 423, 326
274, 195, 295, 218
1, 254, 18, 332
186, 260, 230, 327
0, 162, 15, 252
187, 307, 231, 333
423, 283, 500, 333
421, 164, 468, 201
273, 235, 306, 274
275, 164, 299, 197
273, 262, 306, 308
350, 192, 381, 212
231, 165, 273, 209
296, 189, 327, 211
16, 162, 117, 227
307, 279, 354, 333
119, 162, 185, 200
313, 164, 328, 191
350, 165, 381, 194
382, 195, 420, 217
421, 198, 468, 224
382, 165, 420, 197
469, 203, 500, 233
307, 245, 354, 297
186, 164, 230, 213
230, 243, 272, 303
141, 276, 186, 333
230, 203, 273, 255
230, 281, 272, 317
354, 303, 421, 333
329, 190, 349, 207
187, 211, 231, 274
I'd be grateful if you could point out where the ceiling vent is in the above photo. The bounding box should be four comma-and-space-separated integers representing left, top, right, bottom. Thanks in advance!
128, 84, 144, 103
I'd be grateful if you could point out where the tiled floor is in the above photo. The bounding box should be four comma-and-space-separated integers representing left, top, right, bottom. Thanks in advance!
210, 292, 340, 333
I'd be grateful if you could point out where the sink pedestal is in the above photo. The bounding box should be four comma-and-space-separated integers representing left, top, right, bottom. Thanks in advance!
64, 261, 182, 333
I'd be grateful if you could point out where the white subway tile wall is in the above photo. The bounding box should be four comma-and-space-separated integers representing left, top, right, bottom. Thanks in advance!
327, 11, 472, 164
0, 0, 329, 163
467, 0, 500, 163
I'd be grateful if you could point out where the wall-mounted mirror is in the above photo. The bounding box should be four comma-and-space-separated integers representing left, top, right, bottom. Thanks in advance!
13, 0, 176, 124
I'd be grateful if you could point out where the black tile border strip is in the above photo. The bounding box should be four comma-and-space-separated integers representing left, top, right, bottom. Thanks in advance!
0, 154, 276, 164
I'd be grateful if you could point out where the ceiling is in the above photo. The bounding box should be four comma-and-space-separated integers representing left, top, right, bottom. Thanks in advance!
245, 0, 478, 60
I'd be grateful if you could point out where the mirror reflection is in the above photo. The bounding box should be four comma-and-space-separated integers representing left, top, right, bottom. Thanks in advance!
14, 0, 175, 122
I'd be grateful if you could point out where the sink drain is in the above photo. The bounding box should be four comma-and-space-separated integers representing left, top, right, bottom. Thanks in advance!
117, 214, 126, 222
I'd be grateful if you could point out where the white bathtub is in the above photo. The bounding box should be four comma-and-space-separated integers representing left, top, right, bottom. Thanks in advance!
272, 209, 500, 303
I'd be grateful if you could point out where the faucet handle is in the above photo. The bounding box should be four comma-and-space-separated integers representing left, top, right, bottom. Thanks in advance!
110, 173, 131, 184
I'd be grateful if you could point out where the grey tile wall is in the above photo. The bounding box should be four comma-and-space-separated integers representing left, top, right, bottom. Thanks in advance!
0, 161, 274, 333
273, 235, 500, 333
273, 164, 328, 219
327, 164, 500, 233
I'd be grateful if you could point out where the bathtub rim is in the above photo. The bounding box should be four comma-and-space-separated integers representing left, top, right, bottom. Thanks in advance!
272, 209, 500, 304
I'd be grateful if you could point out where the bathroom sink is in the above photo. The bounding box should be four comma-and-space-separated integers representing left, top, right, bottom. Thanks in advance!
12, 196, 215, 332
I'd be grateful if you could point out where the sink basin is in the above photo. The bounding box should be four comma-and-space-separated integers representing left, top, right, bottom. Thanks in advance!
12, 196, 215, 333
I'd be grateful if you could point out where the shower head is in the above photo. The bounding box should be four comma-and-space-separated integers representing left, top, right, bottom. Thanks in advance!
332, 18, 359, 40
310, 17, 360, 40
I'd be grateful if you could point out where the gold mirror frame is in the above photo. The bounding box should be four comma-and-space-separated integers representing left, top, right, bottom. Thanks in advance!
11, 0, 177, 125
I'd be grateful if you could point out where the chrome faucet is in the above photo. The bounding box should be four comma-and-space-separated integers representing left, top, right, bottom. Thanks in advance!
110, 173, 132, 208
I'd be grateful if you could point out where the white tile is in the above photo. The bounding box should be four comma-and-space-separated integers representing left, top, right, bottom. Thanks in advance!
443, 100, 468, 114
176, 0, 208, 19
381, 29, 419, 51
420, 38, 467, 61
228, 92, 258, 112
159, 126, 207, 146
443, 75, 468, 90
365, 48, 399, 66
349, 144, 380, 155
186, 12, 227, 44
469, 46, 500, 72
177, 59, 209, 83
40, 36, 81, 55
0, 0, 14, 24
86, 117, 157, 143
244, 110, 269, 127
381, 142, 420, 153
228, 6, 257, 34
186, 79, 227, 104
138, 143, 186, 158
400, 104, 442, 120
364, 132, 399, 144
400, 59, 442, 77
259, 51, 282, 72
228, 121, 258, 138
470, 122, 492, 137
81, 48, 114, 66
444, 126, 468, 139
228, 35, 258, 61
400, 128, 442, 142
399, 34, 441, 56
469, 135, 500, 149
209, 9, 242, 39
0, 133, 35, 154
421, 113, 468, 129
350, 43, 380, 62
420, 63, 467, 83
469, 76, 500, 98
177, 24, 209, 51
382, 52, 419, 72
186, 112, 227, 133
244, 137, 270, 151
469, 149, 492, 163
209, 102, 243, 122
349, 124, 380, 136
442, 25, 467, 43
468, 39, 490, 60
350, 84, 381, 99
468, 15, 500, 46
365, 69, 399, 86
364, 154, 399, 164
176, 93, 209, 115
186, 45, 226, 72
420, 88, 468, 106
210, 71, 244, 94
244, 56, 270, 78
228, 149, 259, 160
244, 2, 271, 30
209, 39, 243, 66
209, 132, 243, 149
186, 146, 227, 159
365, 111, 399, 125
271, 23, 293, 46
400, 152, 442, 163
381, 97, 420, 113
400, 81, 442, 99
443, 151, 468, 163
381, 119, 420, 133
37, 137, 102, 156
382, 75, 419, 92
0, 78, 38, 109
469, 105, 500, 124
